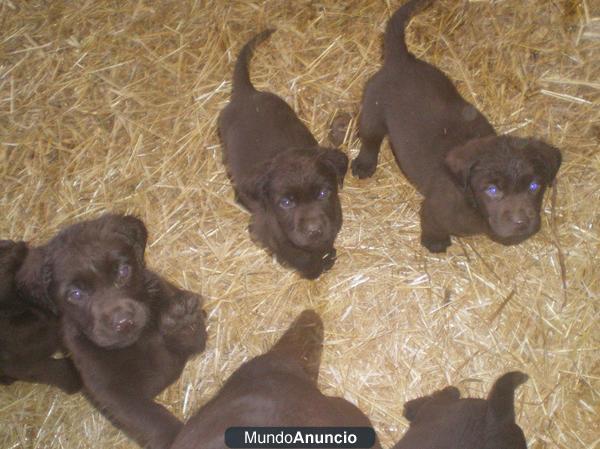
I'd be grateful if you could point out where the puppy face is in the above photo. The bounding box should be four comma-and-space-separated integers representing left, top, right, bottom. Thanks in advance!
46, 215, 150, 349
446, 136, 561, 244
247, 148, 348, 251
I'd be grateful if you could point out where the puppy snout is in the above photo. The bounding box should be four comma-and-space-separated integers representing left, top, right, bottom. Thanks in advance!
305, 221, 324, 238
112, 310, 135, 334
510, 210, 530, 228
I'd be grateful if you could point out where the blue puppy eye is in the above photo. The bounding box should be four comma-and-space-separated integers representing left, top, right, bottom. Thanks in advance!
278, 197, 295, 209
485, 184, 500, 198
317, 188, 331, 200
68, 288, 83, 302
528, 181, 540, 192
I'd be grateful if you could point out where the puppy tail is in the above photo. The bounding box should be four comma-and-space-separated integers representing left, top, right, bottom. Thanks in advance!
232, 29, 276, 97
384, 0, 433, 64
270, 310, 324, 384
487, 371, 528, 423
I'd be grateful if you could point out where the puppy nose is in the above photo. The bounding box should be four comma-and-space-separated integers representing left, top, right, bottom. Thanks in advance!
112, 312, 135, 333
511, 211, 529, 227
305, 222, 323, 237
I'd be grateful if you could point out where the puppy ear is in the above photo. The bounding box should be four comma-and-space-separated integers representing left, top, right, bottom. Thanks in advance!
445, 140, 481, 189
318, 148, 349, 187
15, 246, 57, 314
528, 139, 562, 184
100, 214, 148, 264
236, 161, 272, 211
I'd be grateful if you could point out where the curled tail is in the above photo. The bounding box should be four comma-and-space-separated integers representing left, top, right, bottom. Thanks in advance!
232, 28, 276, 97
270, 310, 324, 384
384, 0, 433, 63
487, 371, 528, 422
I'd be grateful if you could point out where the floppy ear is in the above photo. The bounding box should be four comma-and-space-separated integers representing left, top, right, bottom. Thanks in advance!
318, 148, 349, 187
15, 246, 57, 314
100, 214, 148, 265
528, 139, 562, 184
236, 161, 273, 211
445, 140, 482, 189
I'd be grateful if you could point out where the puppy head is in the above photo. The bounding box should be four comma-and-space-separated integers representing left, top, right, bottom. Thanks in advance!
20, 214, 150, 349
0, 240, 28, 304
244, 147, 348, 251
445, 135, 561, 244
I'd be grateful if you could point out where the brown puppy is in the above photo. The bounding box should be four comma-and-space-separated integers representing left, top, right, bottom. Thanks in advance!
394, 371, 528, 449
352, 0, 561, 252
17, 214, 207, 449
170, 310, 382, 449
219, 30, 349, 279
0, 240, 80, 393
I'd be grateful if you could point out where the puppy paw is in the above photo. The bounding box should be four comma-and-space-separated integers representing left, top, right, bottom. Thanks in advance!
322, 249, 337, 272
421, 235, 451, 253
160, 291, 207, 355
328, 112, 352, 147
351, 156, 377, 179
57, 370, 83, 394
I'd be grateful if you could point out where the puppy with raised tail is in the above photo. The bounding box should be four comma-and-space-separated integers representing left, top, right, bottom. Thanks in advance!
219, 30, 349, 279
352, 0, 561, 252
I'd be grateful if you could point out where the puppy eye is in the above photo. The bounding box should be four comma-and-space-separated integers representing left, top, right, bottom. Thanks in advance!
67, 288, 83, 302
317, 188, 331, 200
485, 184, 501, 198
278, 197, 295, 209
528, 181, 540, 193
117, 264, 131, 280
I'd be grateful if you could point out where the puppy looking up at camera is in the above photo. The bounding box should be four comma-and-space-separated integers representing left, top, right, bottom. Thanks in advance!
352, 0, 561, 252
17, 214, 207, 449
219, 30, 349, 279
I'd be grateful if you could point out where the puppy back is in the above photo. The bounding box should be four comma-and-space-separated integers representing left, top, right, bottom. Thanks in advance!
384, 0, 433, 64
232, 29, 275, 98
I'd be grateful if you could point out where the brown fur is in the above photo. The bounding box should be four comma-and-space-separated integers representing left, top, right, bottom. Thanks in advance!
394, 371, 528, 449
17, 214, 207, 449
219, 30, 349, 279
0, 240, 81, 393
170, 310, 382, 449
351, 0, 561, 252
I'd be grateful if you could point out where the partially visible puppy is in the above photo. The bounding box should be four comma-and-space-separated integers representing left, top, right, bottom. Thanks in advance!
219, 30, 349, 279
394, 371, 529, 449
0, 240, 80, 393
352, 0, 561, 252
18, 214, 207, 449
171, 310, 382, 449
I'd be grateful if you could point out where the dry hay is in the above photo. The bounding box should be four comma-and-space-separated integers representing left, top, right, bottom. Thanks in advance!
0, 0, 598, 448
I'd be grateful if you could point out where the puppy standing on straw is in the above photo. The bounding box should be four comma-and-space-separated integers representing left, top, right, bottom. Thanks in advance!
352, 0, 561, 253
219, 30, 349, 279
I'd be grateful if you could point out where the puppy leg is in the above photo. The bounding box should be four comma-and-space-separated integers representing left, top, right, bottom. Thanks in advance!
352, 94, 387, 179
420, 199, 452, 253
2, 358, 82, 394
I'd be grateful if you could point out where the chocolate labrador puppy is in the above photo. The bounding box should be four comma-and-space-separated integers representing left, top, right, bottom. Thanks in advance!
0, 240, 80, 393
170, 310, 382, 449
219, 30, 349, 279
352, 0, 561, 252
17, 214, 207, 449
394, 371, 528, 449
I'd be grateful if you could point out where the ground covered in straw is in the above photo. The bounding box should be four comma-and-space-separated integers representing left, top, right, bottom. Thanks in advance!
1, 0, 598, 448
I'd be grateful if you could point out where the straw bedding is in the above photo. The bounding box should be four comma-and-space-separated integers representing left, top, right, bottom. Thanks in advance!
0, 0, 598, 448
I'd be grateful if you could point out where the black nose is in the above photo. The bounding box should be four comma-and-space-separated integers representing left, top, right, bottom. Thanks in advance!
112, 312, 135, 333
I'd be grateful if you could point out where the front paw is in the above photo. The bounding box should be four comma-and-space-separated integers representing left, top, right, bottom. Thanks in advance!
421, 235, 451, 253
351, 156, 377, 179
160, 292, 207, 355
322, 249, 337, 272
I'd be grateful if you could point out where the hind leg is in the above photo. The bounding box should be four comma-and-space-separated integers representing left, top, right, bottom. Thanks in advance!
352, 82, 387, 179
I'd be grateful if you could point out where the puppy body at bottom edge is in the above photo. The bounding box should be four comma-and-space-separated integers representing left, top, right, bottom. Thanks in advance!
394, 371, 529, 449
0, 240, 81, 393
352, 0, 561, 253
170, 310, 382, 449
219, 29, 349, 279
17, 214, 208, 449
